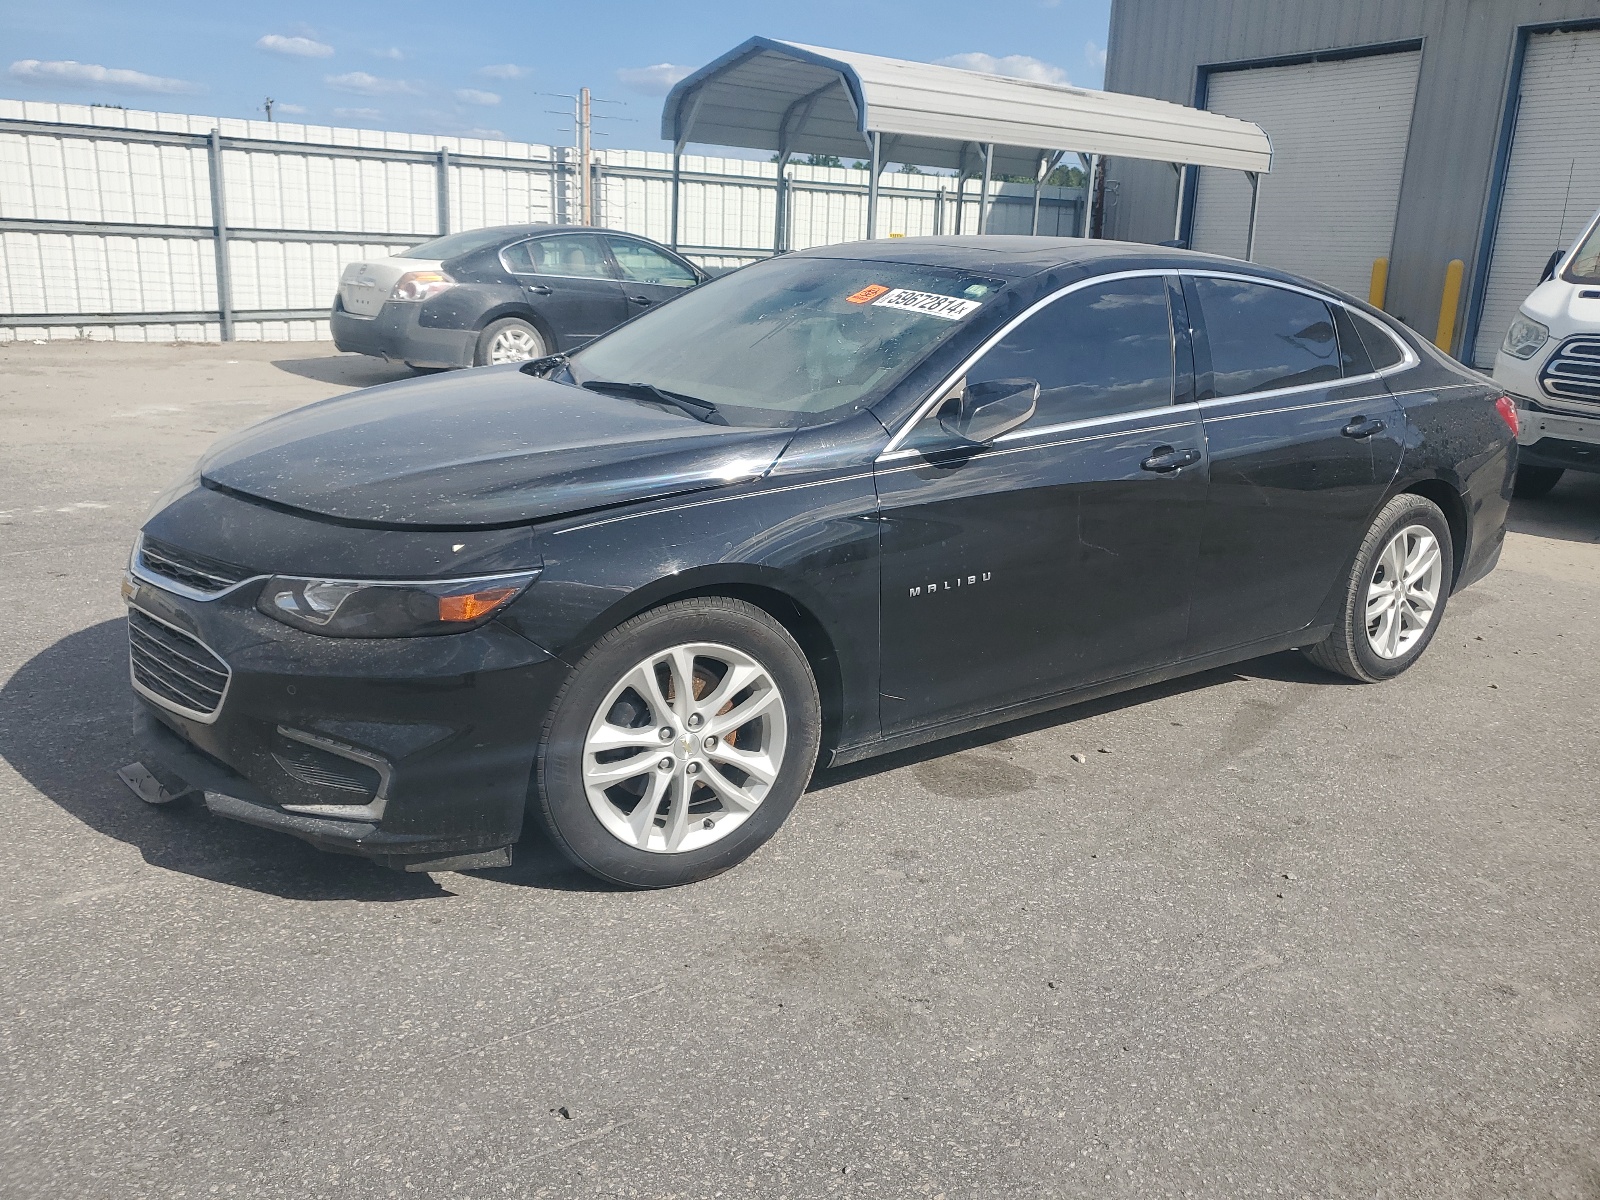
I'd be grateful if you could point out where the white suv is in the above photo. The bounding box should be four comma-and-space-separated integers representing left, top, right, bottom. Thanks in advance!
1493, 203, 1600, 497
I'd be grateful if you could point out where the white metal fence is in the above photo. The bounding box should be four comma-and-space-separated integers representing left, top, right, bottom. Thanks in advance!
0, 99, 1084, 344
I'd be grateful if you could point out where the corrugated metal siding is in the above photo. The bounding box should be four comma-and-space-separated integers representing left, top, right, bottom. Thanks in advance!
1103, 0, 1600, 347
1472, 27, 1600, 366
1190, 50, 1420, 294
0, 98, 1081, 343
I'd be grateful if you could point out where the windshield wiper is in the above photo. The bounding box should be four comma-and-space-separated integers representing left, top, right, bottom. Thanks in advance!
519, 353, 569, 379
581, 379, 723, 424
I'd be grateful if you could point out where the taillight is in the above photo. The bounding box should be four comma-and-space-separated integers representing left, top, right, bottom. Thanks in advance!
1494, 395, 1519, 437
390, 270, 455, 302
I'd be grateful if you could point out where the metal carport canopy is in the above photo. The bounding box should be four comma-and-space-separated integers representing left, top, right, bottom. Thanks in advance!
661, 37, 1271, 252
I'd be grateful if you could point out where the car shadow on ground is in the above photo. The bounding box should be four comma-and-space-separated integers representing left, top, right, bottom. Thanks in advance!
269, 353, 417, 389
1508, 472, 1600, 545
0, 618, 600, 903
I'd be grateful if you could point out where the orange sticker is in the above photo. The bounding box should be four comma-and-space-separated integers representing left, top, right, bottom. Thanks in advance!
846, 283, 890, 305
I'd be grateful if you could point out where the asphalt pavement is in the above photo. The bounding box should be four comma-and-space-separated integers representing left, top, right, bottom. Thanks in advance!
1, 340, 1596, 1199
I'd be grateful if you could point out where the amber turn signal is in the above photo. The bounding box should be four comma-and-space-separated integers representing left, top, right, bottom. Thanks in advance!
437, 586, 521, 623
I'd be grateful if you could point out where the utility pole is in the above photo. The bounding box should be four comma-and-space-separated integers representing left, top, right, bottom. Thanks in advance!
578, 87, 593, 226
263, 97, 275, 123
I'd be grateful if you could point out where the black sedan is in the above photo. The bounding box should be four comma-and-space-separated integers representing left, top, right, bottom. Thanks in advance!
124, 237, 1516, 888
329, 224, 708, 370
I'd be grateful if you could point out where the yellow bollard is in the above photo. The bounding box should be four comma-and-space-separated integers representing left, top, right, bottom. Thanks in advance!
1368, 257, 1389, 310
1435, 259, 1465, 352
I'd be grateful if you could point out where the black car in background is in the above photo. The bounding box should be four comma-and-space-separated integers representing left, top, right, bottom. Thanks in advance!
126, 237, 1516, 889
330, 224, 708, 369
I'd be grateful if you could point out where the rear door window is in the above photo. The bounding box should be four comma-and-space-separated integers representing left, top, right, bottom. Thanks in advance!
1347, 308, 1408, 371
514, 234, 615, 279
965, 275, 1175, 426
1191, 277, 1340, 396
1332, 306, 1375, 377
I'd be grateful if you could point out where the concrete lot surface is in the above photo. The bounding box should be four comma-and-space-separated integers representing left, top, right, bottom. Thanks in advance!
1, 341, 1597, 1199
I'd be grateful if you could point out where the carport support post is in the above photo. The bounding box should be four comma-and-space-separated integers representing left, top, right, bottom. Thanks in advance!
1172, 163, 1187, 243
206, 130, 233, 342
865, 131, 881, 239
773, 152, 792, 253
436, 148, 451, 235
977, 143, 994, 234
1244, 171, 1261, 262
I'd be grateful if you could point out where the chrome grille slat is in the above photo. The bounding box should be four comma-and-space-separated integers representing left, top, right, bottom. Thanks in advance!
127, 609, 231, 720
137, 536, 251, 597
1541, 337, 1600, 410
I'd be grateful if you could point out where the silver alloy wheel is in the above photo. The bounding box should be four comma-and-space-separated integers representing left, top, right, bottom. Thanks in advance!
1366, 523, 1444, 660
582, 642, 788, 854
487, 324, 543, 364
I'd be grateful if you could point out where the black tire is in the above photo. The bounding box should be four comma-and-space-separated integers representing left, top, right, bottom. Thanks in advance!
474, 317, 547, 367
1512, 465, 1564, 499
533, 597, 822, 888
1302, 493, 1454, 683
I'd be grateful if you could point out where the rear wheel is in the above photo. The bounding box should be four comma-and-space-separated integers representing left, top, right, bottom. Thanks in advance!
1303, 493, 1453, 683
1512, 465, 1564, 499
533, 598, 822, 888
475, 317, 547, 366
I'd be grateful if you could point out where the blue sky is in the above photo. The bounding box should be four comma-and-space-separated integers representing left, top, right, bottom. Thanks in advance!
3, 0, 1112, 152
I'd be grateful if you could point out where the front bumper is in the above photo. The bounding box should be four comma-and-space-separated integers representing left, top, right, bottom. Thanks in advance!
123, 573, 569, 870
330, 297, 477, 369
1515, 402, 1600, 473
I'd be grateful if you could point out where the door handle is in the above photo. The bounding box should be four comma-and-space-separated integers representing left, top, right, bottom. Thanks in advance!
627, 295, 654, 306
1141, 446, 1202, 473
523, 284, 553, 295
1341, 416, 1386, 439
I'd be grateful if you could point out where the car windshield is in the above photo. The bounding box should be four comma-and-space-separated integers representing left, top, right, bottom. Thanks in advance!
399, 228, 517, 260
1564, 211, 1600, 284
567, 255, 1005, 428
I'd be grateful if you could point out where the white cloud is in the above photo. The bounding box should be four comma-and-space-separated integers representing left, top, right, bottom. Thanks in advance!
332, 106, 380, 120
478, 63, 525, 79
455, 88, 500, 106
276, 102, 307, 114
8, 58, 199, 94
372, 47, 404, 61
257, 34, 334, 58
325, 71, 418, 96
936, 52, 1070, 86
1085, 40, 1108, 71
616, 62, 692, 95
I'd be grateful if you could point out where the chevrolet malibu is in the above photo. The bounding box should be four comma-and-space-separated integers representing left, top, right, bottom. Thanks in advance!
122, 237, 1516, 888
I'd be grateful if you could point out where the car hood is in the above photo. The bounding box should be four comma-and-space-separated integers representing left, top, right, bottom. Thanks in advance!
197, 366, 793, 528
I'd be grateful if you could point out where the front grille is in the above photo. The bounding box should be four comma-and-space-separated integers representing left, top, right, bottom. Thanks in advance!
1540, 337, 1600, 409
128, 608, 231, 719
138, 536, 251, 596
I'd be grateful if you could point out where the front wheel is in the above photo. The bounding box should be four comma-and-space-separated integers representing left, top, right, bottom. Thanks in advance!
1303, 493, 1453, 683
1512, 465, 1564, 499
533, 598, 822, 888
475, 317, 547, 366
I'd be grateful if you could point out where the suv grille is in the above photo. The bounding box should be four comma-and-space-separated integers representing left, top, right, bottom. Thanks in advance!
138, 536, 251, 596
1540, 337, 1600, 409
128, 608, 231, 719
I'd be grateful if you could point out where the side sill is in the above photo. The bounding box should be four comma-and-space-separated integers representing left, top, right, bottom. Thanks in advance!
826, 628, 1328, 769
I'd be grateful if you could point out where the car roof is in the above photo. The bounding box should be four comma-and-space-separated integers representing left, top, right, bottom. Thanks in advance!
452, 224, 665, 242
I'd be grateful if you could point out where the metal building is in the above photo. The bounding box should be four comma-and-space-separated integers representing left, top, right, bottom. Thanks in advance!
1101, 0, 1600, 366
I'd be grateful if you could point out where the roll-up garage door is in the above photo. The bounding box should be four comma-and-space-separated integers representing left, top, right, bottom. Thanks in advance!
1190, 51, 1421, 297
1472, 29, 1600, 367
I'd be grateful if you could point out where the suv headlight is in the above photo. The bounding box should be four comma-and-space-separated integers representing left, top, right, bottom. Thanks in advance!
1503, 315, 1550, 359
390, 270, 456, 302
258, 570, 539, 637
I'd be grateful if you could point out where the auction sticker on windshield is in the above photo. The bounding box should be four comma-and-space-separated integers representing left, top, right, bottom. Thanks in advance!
872, 288, 983, 320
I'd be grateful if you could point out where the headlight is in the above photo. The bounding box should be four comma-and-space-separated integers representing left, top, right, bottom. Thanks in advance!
258, 570, 539, 637
1503, 315, 1550, 359
390, 270, 456, 302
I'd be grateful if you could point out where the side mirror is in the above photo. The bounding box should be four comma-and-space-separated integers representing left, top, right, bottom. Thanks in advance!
1541, 249, 1564, 284
939, 378, 1039, 444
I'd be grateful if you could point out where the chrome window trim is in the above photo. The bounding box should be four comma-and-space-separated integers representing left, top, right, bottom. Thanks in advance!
879, 265, 1421, 460
877, 401, 1193, 462
498, 233, 618, 283
876, 417, 1198, 479
130, 535, 267, 603
127, 603, 233, 726
276, 726, 394, 822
